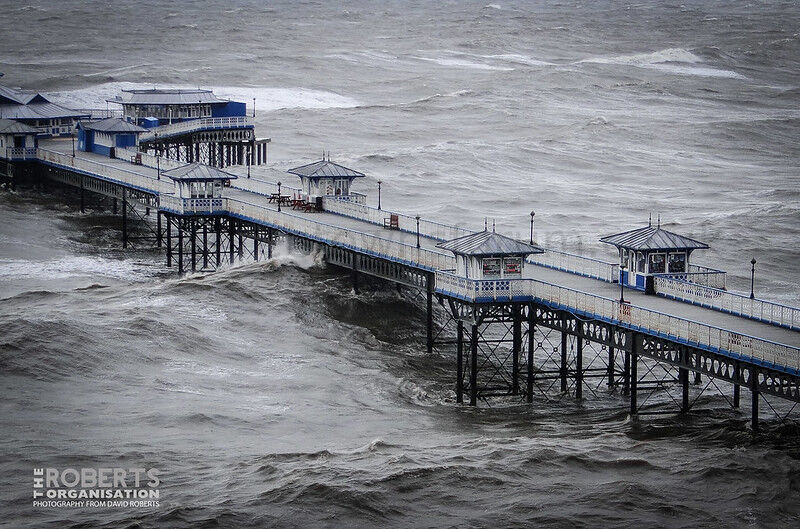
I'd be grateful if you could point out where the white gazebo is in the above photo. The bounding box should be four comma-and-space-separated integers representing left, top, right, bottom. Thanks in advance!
437, 229, 544, 280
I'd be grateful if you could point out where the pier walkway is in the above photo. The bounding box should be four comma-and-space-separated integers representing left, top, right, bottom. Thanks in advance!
6, 136, 800, 428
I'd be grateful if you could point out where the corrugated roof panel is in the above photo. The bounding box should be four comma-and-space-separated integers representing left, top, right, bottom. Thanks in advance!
0, 102, 90, 120
287, 159, 366, 179
437, 230, 544, 256
114, 89, 229, 106
600, 225, 709, 251
0, 118, 38, 134
163, 162, 238, 181
80, 118, 147, 133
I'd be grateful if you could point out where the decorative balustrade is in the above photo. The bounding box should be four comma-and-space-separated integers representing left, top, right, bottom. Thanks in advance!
158, 195, 223, 214
36, 148, 173, 194
654, 276, 800, 331
139, 116, 252, 142
434, 270, 800, 372
4, 147, 38, 160
655, 264, 727, 290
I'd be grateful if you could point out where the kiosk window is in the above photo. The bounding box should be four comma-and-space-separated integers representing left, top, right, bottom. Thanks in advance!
649, 253, 666, 274
482, 258, 501, 276
504, 257, 522, 275
669, 253, 686, 273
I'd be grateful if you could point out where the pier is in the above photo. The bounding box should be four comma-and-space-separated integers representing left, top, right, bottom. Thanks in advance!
2, 88, 799, 433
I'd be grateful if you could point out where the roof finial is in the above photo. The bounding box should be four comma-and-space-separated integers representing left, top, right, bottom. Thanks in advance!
657, 214, 661, 228
649, 212, 652, 227
492, 219, 496, 233
484, 217, 488, 231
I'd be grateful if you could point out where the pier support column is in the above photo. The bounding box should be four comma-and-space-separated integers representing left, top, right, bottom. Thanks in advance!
178, 221, 184, 274
156, 212, 162, 248
527, 304, 535, 403
576, 335, 583, 400
166, 214, 172, 267
470, 322, 478, 406
229, 219, 235, 263
630, 335, 639, 415
607, 346, 615, 388
751, 367, 760, 432
267, 227, 273, 259
202, 222, 208, 269
426, 277, 434, 355
560, 331, 568, 393
190, 218, 197, 272
215, 218, 221, 267
512, 304, 521, 395
352, 254, 359, 294
456, 319, 464, 404
253, 226, 259, 262
121, 190, 128, 249
113, 198, 117, 215
733, 362, 741, 409
680, 347, 690, 413
623, 349, 630, 396
79, 176, 85, 213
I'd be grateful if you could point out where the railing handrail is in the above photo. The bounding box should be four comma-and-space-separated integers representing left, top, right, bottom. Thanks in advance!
139, 116, 251, 141
655, 276, 800, 328
435, 270, 800, 359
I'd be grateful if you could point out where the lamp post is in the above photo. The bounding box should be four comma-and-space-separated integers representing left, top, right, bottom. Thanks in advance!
253, 98, 256, 118
619, 262, 627, 303
529, 210, 535, 244
247, 145, 251, 179
750, 258, 756, 299
377, 180, 382, 210
277, 181, 282, 212
415, 215, 421, 248
155, 131, 160, 180
71, 130, 75, 157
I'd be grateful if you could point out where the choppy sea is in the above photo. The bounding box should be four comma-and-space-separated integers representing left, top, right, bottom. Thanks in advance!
1, 1, 799, 527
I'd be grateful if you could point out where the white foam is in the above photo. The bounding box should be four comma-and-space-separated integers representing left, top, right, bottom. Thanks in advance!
0, 256, 147, 282
484, 3, 502, 9
414, 56, 513, 71
576, 48, 745, 79
46, 81, 359, 112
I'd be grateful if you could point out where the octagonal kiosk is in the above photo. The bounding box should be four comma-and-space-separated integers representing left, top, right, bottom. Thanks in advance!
162, 162, 237, 214
437, 229, 544, 280
600, 222, 709, 294
287, 156, 366, 210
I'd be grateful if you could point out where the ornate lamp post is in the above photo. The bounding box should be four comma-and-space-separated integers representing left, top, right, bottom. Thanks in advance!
415, 215, 421, 248
619, 262, 627, 303
529, 210, 535, 244
277, 181, 282, 212
377, 180, 382, 210
253, 98, 256, 118
71, 130, 75, 157
750, 258, 757, 299
155, 131, 160, 180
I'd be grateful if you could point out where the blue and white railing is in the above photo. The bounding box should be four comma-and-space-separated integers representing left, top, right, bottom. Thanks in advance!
139, 116, 252, 142
434, 270, 800, 374
527, 249, 619, 283
654, 276, 800, 331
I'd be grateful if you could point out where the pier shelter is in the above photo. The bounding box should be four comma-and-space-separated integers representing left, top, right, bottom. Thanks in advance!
163, 163, 237, 213
600, 222, 709, 293
77, 118, 147, 158
437, 230, 544, 279
0, 83, 89, 137
288, 157, 366, 206
110, 88, 246, 126
0, 118, 38, 160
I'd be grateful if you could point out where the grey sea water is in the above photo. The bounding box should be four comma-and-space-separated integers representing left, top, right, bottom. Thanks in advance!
1, 1, 799, 527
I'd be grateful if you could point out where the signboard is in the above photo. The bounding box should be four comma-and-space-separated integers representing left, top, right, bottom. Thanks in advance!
504, 257, 522, 275
482, 258, 501, 277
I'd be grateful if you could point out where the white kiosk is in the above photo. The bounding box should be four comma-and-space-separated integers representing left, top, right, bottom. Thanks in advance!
287, 155, 365, 209
437, 229, 544, 280
163, 162, 237, 213
600, 221, 709, 293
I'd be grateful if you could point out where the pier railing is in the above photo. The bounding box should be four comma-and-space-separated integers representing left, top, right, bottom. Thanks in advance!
655, 264, 727, 290
654, 276, 800, 331
4, 147, 38, 160
37, 148, 173, 195
434, 270, 800, 373
527, 249, 619, 283
322, 196, 478, 242
139, 117, 252, 142
159, 194, 225, 215
226, 197, 456, 272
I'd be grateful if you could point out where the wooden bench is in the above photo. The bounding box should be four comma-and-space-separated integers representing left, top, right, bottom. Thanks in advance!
383, 214, 399, 230
130, 153, 142, 165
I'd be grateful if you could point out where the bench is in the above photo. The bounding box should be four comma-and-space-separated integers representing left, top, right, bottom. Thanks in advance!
383, 214, 399, 230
